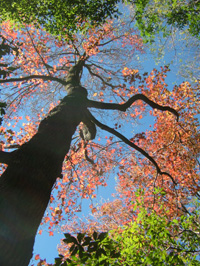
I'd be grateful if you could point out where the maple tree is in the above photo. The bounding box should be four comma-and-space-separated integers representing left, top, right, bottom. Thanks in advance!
0, 7, 199, 266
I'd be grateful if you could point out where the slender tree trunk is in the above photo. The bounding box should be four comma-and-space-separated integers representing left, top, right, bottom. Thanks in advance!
0, 61, 87, 265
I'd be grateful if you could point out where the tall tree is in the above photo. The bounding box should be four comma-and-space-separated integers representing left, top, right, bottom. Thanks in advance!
0, 19, 182, 265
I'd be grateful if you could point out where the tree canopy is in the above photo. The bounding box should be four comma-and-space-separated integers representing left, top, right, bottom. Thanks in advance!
132, 0, 200, 41
0, 0, 199, 40
0, 0, 120, 36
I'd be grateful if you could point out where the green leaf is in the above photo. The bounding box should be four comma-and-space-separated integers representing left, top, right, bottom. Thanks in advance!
93, 231, 98, 240
82, 236, 92, 246
98, 232, 108, 241
63, 233, 78, 245
77, 233, 85, 243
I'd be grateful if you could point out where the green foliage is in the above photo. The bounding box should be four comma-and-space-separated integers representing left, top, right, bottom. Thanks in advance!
133, 0, 200, 42
114, 208, 200, 265
54, 232, 120, 265
58, 190, 200, 265
1, 1, 199, 41
0, 0, 120, 37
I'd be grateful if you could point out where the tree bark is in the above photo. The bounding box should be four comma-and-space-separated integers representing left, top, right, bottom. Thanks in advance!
0, 61, 87, 265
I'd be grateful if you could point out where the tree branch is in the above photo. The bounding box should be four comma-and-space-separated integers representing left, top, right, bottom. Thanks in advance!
0, 75, 67, 86
0, 150, 12, 165
87, 94, 179, 121
85, 64, 118, 89
3, 144, 20, 149
86, 110, 177, 185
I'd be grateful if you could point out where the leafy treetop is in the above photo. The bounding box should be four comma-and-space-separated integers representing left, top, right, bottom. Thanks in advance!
132, 0, 200, 41
0, 0, 121, 37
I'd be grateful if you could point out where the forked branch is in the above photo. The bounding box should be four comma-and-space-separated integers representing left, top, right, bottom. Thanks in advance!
87, 94, 179, 121
85, 110, 177, 185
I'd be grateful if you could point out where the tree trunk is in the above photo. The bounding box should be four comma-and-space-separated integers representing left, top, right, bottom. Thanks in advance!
0, 61, 87, 265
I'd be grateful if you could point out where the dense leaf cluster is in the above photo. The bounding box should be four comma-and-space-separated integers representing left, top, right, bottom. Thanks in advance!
134, 0, 200, 41
1, 0, 199, 40
55, 232, 120, 265
0, 0, 120, 36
